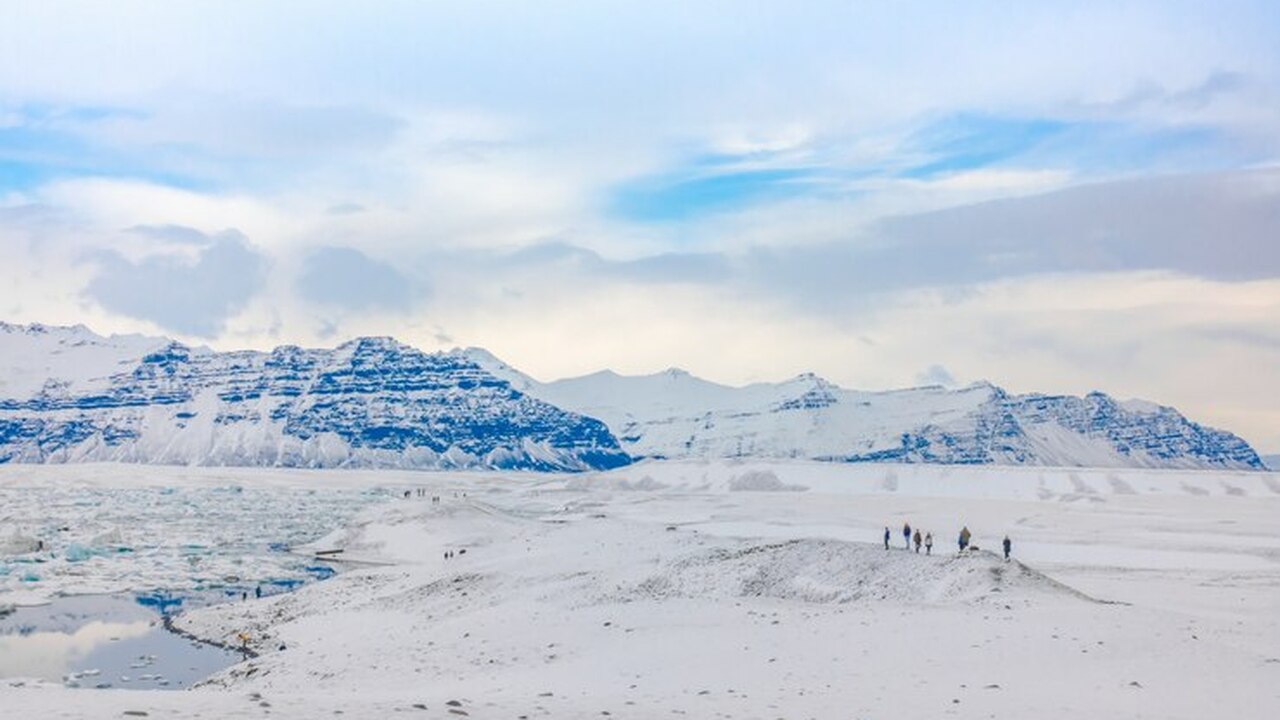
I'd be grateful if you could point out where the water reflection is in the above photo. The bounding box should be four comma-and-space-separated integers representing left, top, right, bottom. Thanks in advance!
0, 594, 241, 689
0, 620, 152, 682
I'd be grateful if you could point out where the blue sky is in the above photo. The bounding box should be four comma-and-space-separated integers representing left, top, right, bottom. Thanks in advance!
0, 1, 1278, 449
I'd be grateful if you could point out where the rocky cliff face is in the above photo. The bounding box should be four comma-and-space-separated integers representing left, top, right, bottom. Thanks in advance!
0, 323, 629, 471
833, 385, 1262, 469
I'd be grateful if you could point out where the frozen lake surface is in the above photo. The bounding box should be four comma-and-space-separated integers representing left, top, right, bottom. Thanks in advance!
0, 476, 394, 604
0, 468, 400, 689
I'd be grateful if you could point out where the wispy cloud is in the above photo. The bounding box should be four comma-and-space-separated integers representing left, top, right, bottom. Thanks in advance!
609, 165, 819, 222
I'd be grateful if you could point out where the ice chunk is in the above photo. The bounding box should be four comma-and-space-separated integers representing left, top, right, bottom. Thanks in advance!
64, 544, 98, 563
0, 532, 42, 556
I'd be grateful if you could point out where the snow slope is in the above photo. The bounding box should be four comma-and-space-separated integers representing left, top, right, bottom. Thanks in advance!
470, 348, 1264, 470
0, 322, 169, 399
0, 323, 628, 472
3, 460, 1278, 718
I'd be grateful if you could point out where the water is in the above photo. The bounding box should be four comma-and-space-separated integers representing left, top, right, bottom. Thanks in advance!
0, 593, 244, 689
0, 482, 386, 688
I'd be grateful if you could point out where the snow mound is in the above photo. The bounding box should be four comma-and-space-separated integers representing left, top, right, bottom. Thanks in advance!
566, 467, 808, 493
564, 474, 671, 492
727, 470, 807, 492
613, 539, 1092, 607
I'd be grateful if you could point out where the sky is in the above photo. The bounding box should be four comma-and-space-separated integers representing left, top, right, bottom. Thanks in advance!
1, 1, 1278, 451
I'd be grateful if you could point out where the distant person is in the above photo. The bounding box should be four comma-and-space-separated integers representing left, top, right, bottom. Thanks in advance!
958, 526, 971, 552
902, 523, 912, 550
913, 529, 922, 553
924, 532, 933, 555
255, 585, 262, 599
883, 527, 890, 550
1003, 535, 1012, 561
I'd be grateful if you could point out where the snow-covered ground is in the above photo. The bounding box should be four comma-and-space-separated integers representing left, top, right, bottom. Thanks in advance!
3, 460, 1279, 718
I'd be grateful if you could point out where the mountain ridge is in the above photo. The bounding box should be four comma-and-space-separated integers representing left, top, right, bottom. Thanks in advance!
0, 322, 1267, 472
0, 322, 628, 472
463, 347, 1265, 471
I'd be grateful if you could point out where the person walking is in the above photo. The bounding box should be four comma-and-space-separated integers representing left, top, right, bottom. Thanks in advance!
1003, 535, 1012, 561
958, 526, 971, 552
924, 532, 933, 555
902, 522, 912, 550
912, 529, 922, 553
883, 527, 890, 550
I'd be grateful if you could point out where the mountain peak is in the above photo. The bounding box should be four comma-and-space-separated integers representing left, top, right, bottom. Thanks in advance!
335, 335, 416, 356
785, 371, 834, 386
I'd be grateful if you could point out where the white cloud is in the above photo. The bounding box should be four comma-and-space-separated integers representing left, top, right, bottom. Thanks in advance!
0, 1, 1276, 449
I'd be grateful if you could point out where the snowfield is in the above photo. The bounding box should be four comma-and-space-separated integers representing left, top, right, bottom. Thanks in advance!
3, 460, 1279, 718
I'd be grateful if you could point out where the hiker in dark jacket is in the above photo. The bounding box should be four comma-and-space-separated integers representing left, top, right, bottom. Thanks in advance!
902, 523, 912, 550
883, 527, 890, 550
959, 526, 971, 552
1003, 535, 1012, 560
913, 529, 922, 553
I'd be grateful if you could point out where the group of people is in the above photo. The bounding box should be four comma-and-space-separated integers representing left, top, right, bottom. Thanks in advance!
404, 488, 462, 503
884, 522, 1013, 560
884, 523, 935, 554
406, 488, 444, 502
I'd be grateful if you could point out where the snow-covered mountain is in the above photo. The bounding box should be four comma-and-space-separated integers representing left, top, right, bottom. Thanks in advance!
467, 349, 1265, 471
0, 322, 1265, 472
0, 323, 628, 472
